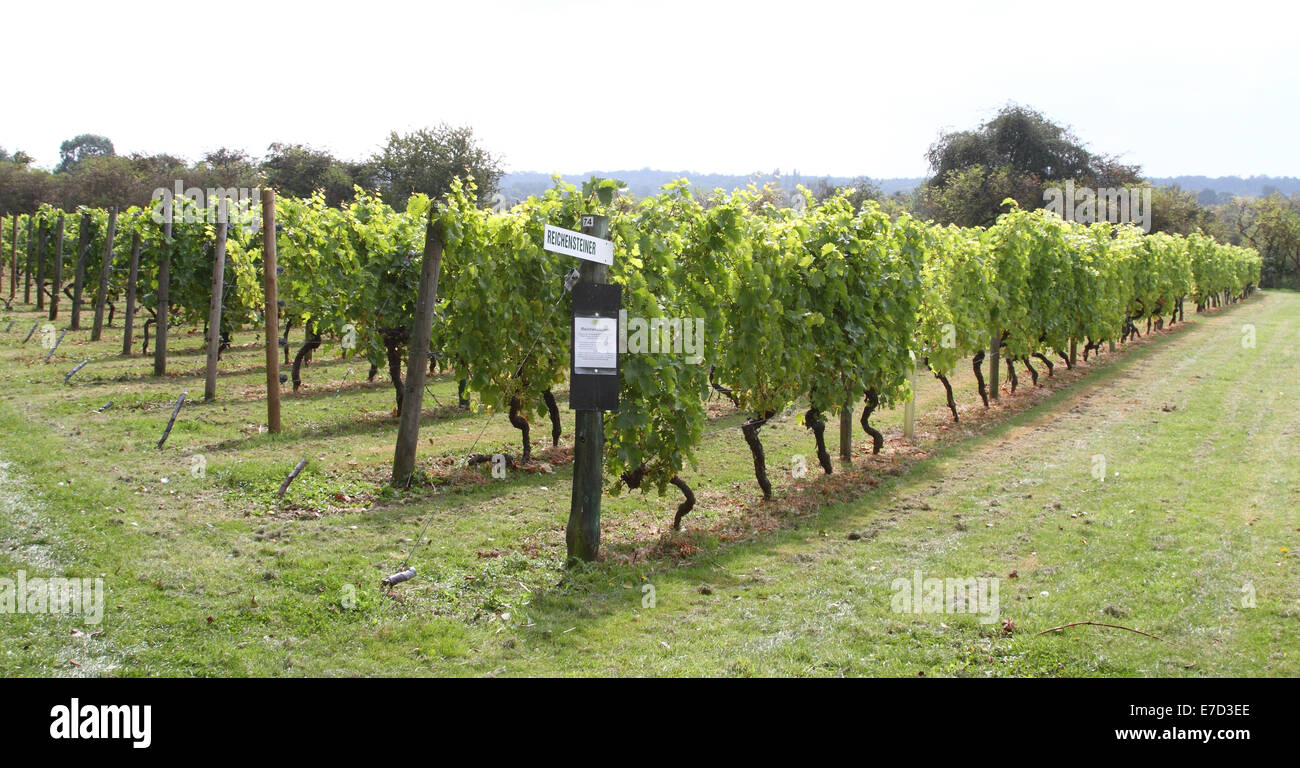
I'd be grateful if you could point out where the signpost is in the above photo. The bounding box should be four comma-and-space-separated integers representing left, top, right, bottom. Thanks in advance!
543, 224, 613, 266
569, 284, 620, 410
549, 215, 619, 563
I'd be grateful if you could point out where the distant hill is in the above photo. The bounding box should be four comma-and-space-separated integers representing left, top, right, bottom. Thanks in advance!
1146, 176, 1300, 205
501, 170, 1300, 204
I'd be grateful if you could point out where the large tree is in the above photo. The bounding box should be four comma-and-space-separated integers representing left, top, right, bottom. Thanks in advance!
0, 147, 34, 166
59, 154, 148, 209
927, 105, 1092, 185
373, 123, 502, 208
1149, 185, 1204, 236
261, 143, 375, 206
920, 164, 1042, 228
55, 152, 193, 210
0, 159, 56, 215
1234, 194, 1300, 287
58, 134, 115, 172
193, 148, 260, 186
924, 104, 1141, 226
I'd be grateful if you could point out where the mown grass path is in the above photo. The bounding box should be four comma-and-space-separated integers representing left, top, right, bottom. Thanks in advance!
468, 291, 1296, 677
0, 292, 1294, 676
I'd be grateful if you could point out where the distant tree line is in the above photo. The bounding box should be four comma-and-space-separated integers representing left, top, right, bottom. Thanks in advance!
5, 108, 1296, 286
0, 123, 503, 216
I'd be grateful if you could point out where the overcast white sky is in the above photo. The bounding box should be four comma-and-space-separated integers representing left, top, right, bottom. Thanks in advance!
4, 0, 1296, 179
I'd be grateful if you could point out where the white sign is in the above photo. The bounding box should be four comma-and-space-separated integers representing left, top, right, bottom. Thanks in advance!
544, 225, 613, 265
574, 316, 617, 374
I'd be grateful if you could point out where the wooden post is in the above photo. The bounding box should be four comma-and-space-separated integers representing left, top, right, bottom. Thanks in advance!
1069, 338, 1077, 368
277, 458, 309, 498
157, 391, 186, 449
122, 229, 140, 356
839, 396, 853, 463
48, 215, 64, 320
22, 217, 33, 304
70, 212, 92, 328
204, 220, 228, 401
35, 222, 47, 311
261, 190, 281, 433
903, 359, 917, 439
91, 208, 117, 341
153, 211, 171, 376
988, 324, 1000, 401
566, 215, 609, 564
391, 209, 445, 486
8, 214, 15, 299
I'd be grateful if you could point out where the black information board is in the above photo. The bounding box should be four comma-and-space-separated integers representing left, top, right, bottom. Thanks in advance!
569, 281, 620, 412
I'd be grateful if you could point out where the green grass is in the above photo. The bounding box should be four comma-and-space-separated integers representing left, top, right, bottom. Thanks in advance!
0, 291, 1295, 676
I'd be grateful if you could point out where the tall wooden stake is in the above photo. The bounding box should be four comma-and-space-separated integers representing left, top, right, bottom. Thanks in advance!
988, 323, 1000, 401
204, 220, 228, 401
122, 229, 140, 356
154, 211, 171, 376
839, 396, 853, 463
566, 215, 609, 564
8, 213, 16, 299
70, 212, 91, 328
261, 190, 281, 433
391, 209, 445, 487
22, 217, 33, 304
35, 222, 47, 311
91, 208, 117, 341
48, 215, 64, 320
903, 360, 917, 439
